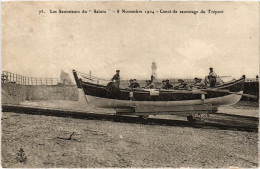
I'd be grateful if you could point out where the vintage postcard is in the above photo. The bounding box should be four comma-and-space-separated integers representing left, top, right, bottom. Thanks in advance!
1, 1, 259, 168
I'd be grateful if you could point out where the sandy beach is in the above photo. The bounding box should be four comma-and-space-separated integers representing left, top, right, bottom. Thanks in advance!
1, 102, 258, 168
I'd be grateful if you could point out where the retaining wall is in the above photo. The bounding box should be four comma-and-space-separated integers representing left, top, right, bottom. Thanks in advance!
1, 83, 78, 104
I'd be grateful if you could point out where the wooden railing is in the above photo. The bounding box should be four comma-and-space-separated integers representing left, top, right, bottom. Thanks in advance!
1, 71, 59, 85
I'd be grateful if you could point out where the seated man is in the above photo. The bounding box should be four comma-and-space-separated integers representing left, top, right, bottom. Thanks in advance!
162, 79, 173, 89
132, 79, 140, 88
174, 79, 191, 90
191, 77, 199, 86
128, 79, 134, 88
215, 78, 224, 86
192, 78, 206, 89
162, 80, 166, 87
143, 80, 156, 89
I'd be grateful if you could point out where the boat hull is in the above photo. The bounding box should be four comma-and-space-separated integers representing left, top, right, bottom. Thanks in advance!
84, 91, 243, 109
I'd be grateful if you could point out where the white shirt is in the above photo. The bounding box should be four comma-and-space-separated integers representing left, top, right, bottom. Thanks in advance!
209, 71, 217, 77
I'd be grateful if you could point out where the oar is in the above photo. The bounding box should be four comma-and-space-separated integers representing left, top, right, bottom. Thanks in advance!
201, 89, 258, 99
228, 92, 258, 99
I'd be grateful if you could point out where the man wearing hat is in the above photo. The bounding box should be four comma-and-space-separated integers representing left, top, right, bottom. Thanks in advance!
192, 77, 206, 89
128, 79, 134, 88
132, 79, 140, 88
207, 67, 217, 87
162, 79, 173, 89
111, 70, 120, 86
191, 77, 199, 87
143, 80, 156, 89
174, 79, 191, 90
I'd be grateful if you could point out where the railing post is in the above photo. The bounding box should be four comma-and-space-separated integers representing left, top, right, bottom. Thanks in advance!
5, 71, 7, 80
7, 72, 10, 82
8, 72, 10, 82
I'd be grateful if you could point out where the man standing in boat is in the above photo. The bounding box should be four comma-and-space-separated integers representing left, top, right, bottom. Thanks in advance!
111, 70, 120, 86
207, 67, 217, 87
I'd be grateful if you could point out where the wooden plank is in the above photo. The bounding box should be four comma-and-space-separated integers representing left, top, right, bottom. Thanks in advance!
117, 110, 209, 116
134, 104, 212, 113
115, 108, 135, 113
115, 104, 213, 116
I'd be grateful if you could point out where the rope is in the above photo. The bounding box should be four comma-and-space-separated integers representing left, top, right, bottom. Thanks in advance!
75, 70, 109, 81
75, 70, 131, 82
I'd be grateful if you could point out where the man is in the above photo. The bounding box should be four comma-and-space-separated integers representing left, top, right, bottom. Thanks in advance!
162, 79, 173, 89
191, 77, 199, 87
192, 78, 206, 89
143, 80, 156, 89
128, 79, 134, 88
151, 75, 155, 82
111, 70, 120, 86
208, 67, 217, 87
174, 79, 191, 90
132, 79, 140, 88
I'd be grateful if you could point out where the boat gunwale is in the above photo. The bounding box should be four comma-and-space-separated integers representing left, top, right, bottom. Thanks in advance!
79, 76, 245, 94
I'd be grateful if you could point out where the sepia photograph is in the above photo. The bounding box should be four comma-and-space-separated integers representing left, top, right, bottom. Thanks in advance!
1, 1, 259, 168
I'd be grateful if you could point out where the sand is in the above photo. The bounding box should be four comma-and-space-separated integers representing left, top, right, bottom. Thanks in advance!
1, 111, 258, 168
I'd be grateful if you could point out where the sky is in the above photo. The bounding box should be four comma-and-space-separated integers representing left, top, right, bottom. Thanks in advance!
2, 1, 259, 80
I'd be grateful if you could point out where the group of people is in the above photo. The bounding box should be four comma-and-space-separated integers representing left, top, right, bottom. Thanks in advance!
111, 67, 218, 90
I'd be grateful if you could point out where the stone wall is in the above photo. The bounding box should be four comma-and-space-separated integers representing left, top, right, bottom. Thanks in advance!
2, 83, 28, 104
1, 83, 78, 104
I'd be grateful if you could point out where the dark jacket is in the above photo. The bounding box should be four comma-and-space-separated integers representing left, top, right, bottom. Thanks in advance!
162, 83, 173, 89
111, 74, 120, 86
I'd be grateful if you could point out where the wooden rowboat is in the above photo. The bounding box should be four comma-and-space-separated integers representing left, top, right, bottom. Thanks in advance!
72, 70, 245, 109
